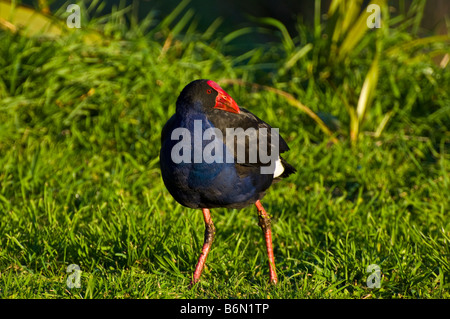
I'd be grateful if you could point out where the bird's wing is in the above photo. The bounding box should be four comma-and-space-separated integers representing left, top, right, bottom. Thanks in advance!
208, 107, 291, 173
237, 107, 290, 154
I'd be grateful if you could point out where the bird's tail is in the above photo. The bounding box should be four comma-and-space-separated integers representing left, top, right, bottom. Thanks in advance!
278, 157, 296, 179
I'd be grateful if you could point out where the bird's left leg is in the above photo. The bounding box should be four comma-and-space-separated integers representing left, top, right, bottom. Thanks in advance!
255, 200, 278, 284
190, 208, 215, 287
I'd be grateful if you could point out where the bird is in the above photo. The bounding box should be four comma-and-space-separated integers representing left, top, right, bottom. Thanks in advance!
159, 79, 295, 286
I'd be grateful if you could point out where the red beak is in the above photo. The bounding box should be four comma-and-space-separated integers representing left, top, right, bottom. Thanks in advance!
207, 80, 240, 114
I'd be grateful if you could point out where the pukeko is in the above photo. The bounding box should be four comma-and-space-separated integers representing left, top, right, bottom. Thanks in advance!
160, 79, 295, 286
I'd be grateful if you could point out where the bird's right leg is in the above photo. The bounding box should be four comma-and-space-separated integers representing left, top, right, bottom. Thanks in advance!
190, 208, 215, 287
255, 200, 278, 284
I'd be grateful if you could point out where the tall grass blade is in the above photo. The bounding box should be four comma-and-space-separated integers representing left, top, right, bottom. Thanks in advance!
254, 16, 294, 52
353, 54, 379, 142
283, 43, 313, 72
158, 0, 191, 31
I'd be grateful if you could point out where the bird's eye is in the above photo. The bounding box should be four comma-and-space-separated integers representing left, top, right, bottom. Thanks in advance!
206, 89, 212, 94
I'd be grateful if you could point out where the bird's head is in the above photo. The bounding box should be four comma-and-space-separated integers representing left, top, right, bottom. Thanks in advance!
176, 79, 240, 115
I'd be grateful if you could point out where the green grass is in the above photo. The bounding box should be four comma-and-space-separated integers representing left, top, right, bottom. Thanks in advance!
0, 0, 449, 298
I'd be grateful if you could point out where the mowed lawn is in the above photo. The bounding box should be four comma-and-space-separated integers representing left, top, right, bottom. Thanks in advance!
0, 1, 449, 299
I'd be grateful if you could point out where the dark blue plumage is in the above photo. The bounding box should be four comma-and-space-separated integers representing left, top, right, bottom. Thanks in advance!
160, 79, 294, 210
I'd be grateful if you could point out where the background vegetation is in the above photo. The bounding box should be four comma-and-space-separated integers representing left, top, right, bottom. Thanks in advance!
0, 0, 449, 298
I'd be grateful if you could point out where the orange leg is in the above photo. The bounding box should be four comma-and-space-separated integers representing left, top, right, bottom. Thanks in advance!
255, 200, 278, 284
191, 208, 215, 286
